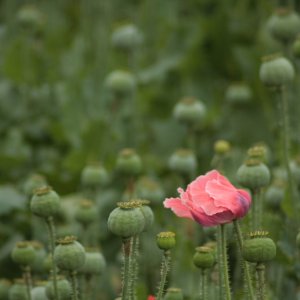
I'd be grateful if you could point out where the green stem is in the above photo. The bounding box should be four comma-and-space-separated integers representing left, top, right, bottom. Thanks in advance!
233, 220, 255, 300
45, 217, 58, 300
279, 87, 299, 214
122, 238, 131, 300
22, 266, 32, 300
252, 189, 262, 230
200, 269, 207, 300
70, 271, 79, 300
256, 263, 265, 300
130, 235, 139, 300
220, 224, 231, 300
216, 225, 224, 300
156, 250, 171, 300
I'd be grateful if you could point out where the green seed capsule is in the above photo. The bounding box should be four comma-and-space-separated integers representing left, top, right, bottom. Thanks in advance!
30, 186, 60, 218
135, 177, 165, 204
107, 201, 145, 238
164, 287, 183, 300
31, 241, 47, 274
0, 279, 11, 300
11, 241, 36, 267
132, 199, 154, 231
193, 246, 215, 269
54, 236, 86, 272
23, 174, 47, 197
242, 232, 276, 263
169, 149, 197, 176
214, 140, 231, 155
237, 159, 271, 190
225, 83, 252, 104
259, 54, 294, 88
9, 279, 27, 300
105, 70, 136, 96
116, 148, 142, 176
156, 232, 176, 251
31, 286, 47, 300
267, 8, 300, 44
173, 97, 206, 125
81, 163, 109, 188
45, 277, 72, 300
75, 200, 97, 226
79, 249, 106, 275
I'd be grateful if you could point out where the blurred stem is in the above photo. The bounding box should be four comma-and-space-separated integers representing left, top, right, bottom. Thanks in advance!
156, 250, 171, 300
251, 189, 262, 230
256, 263, 265, 300
278, 86, 298, 215
216, 225, 224, 300
130, 235, 139, 300
22, 266, 32, 300
122, 238, 132, 300
45, 216, 58, 300
70, 271, 79, 300
220, 224, 231, 300
233, 220, 255, 300
200, 269, 207, 300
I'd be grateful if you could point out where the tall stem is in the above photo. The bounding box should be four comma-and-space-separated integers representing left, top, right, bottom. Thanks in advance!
122, 238, 131, 300
216, 225, 224, 300
45, 217, 58, 300
251, 189, 262, 230
233, 220, 255, 300
200, 269, 207, 300
22, 266, 32, 300
220, 224, 231, 300
130, 235, 139, 300
156, 250, 171, 300
256, 263, 265, 300
70, 271, 79, 300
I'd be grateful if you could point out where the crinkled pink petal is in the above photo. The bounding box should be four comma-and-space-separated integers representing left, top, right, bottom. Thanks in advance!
235, 189, 251, 218
191, 209, 234, 226
188, 170, 220, 191
216, 171, 236, 190
163, 197, 194, 220
205, 179, 251, 218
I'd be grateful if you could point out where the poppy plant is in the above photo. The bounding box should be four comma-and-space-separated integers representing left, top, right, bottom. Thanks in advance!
164, 170, 251, 226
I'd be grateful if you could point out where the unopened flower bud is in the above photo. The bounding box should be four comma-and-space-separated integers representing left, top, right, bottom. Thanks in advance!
259, 54, 294, 88
116, 148, 142, 176
214, 140, 231, 155
156, 232, 176, 251
169, 149, 197, 175
30, 186, 60, 218
164, 287, 183, 300
107, 201, 145, 238
173, 97, 206, 125
11, 241, 36, 267
242, 231, 276, 263
193, 246, 215, 269
54, 236, 85, 272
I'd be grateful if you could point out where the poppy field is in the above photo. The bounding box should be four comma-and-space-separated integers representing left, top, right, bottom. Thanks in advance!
1, 1, 300, 299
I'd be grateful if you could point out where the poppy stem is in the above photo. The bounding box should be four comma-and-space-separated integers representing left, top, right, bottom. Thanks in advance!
233, 220, 255, 300
216, 226, 224, 299
156, 250, 171, 300
200, 269, 207, 300
122, 238, 132, 300
220, 224, 231, 300
256, 263, 265, 300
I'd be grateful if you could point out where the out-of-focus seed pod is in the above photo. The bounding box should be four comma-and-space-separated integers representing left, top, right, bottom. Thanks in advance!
75, 200, 97, 227
135, 177, 165, 204
79, 249, 106, 275
9, 279, 27, 300
169, 149, 197, 176
225, 83, 252, 104
11, 241, 36, 267
0, 279, 11, 300
81, 163, 109, 188
116, 148, 142, 176
23, 174, 47, 197
45, 277, 72, 300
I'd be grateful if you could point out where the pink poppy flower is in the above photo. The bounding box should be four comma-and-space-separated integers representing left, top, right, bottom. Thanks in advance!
147, 296, 156, 300
164, 170, 251, 227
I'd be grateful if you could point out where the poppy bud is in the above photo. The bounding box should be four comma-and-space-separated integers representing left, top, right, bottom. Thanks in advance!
156, 232, 176, 251
225, 83, 252, 104
193, 246, 215, 269
214, 140, 231, 155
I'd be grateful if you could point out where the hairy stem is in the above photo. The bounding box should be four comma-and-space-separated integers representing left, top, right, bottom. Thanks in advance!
233, 220, 255, 300
45, 217, 58, 300
216, 225, 224, 299
130, 235, 139, 300
256, 263, 265, 300
251, 189, 262, 230
156, 250, 171, 300
122, 238, 132, 300
22, 266, 32, 300
200, 269, 207, 300
70, 271, 79, 300
220, 224, 231, 300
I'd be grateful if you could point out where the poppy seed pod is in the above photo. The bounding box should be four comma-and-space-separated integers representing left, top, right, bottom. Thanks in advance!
11, 241, 36, 267
173, 97, 206, 125
0, 279, 11, 300
214, 140, 231, 155
23, 174, 47, 197
225, 83, 252, 104
267, 8, 300, 44
265, 181, 285, 210
81, 163, 109, 188
135, 177, 165, 204
31, 285, 47, 300
54, 236, 86, 272
9, 279, 27, 300
105, 70, 136, 96
134, 199, 154, 231
193, 246, 215, 269
116, 148, 142, 176
169, 149, 197, 176
30, 186, 60, 218
79, 249, 106, 275
259, 54, 294, 88
75, 200, 97, 226
242, 231, 276, 263
107, 201, 145, 238
237, 159, 271, 190
45, 277, 72, 300
156, 232, 176, 251
164, 287, 184, 300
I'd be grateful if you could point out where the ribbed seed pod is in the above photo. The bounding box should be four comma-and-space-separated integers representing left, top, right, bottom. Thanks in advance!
242, 231, 276, 263
79, 249, 106, 275
9, 279, 27, 300
30, 186, 60, 218
105, 70, 136, 96
81, 163, 109, 188
156, 232, 176, 251
107, 201, 145, 238
54, 236, 86, 272
11, 241, 36, 267
164, 287, 183, 300
116, 148, 142, 176
237, 159, 271, 190
169, 149, 197, 176
0, 279, 11, 300
193, 246, 215, 269
75, 200, 97, 226
45, 277, 72, 300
